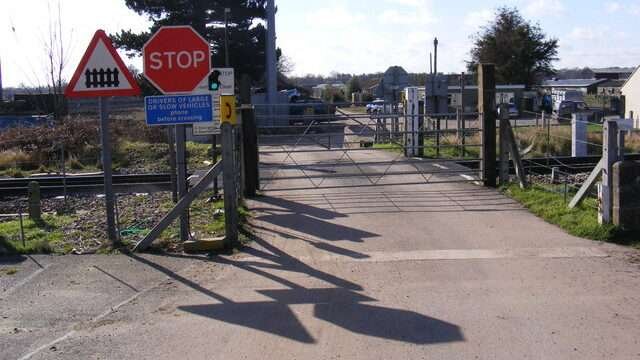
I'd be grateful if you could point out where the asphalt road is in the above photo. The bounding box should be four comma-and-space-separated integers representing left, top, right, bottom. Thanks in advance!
1, 140, 640, 359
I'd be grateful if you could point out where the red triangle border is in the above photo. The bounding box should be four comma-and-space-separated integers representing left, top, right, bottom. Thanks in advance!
65, 30, 141, 98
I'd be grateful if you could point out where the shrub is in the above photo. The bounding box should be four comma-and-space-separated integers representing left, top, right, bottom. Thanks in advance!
0, 149, 32, 170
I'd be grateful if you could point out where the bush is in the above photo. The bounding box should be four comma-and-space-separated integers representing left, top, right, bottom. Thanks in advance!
0, 149, 32, 170
67, 156, 84, 170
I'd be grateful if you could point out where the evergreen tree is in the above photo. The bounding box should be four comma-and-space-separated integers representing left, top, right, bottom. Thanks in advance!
111, 0, 270, 84
468, 7, 558, 88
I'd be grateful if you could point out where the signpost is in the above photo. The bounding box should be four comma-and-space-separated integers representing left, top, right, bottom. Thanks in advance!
65, 30, 141, 244
145, 94, 215, 126
143, 26, 212, 242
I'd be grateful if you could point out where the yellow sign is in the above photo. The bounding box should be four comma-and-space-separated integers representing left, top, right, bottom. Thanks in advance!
220, 95, 237, 125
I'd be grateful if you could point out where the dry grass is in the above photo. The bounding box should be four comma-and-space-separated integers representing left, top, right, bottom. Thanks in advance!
0, 149, 33, 170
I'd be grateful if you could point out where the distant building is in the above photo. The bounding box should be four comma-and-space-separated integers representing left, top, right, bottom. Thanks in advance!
447, 85, 527, 113
621, 67, 640, 121
597, 79, 626, 96
540, 79, 607, 95
592, 67, 635, 80
312, 83, 346, 99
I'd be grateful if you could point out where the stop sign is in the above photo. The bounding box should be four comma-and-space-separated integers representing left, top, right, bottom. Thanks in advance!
143, 26, 211, 94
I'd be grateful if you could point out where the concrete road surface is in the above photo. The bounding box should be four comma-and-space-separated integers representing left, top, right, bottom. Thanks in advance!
2, 143, 640, 360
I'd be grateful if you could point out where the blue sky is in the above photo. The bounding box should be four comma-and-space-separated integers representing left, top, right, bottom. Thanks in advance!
1, 0, 639, 87
277, 0, 640, 76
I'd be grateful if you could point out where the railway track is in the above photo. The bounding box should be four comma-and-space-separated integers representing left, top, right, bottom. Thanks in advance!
1, 154, 638, 198
456, 154, 639, 176
0, 173, 172, 198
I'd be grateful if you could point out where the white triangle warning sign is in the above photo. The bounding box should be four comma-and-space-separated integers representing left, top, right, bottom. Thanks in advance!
65, 30, 141, 98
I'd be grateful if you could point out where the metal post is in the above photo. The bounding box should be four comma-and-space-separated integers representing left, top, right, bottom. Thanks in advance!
436, 118, 441, 157
114, 193, 121, 243
99, 97, 118, 244
618, 130, 626, 161
600, 120, 618, 224
224, 8, 231, 67
242, 107, 259, 197
167, 127, 178, 203
221, 122, 238, 247
266, 0, 277, 107
18, 211, 25, 247
212, 134, 219, 196
499, 104, 510, 185
175, 124, 189, 242
478, 64, 497, 187
60, 142, 67, 207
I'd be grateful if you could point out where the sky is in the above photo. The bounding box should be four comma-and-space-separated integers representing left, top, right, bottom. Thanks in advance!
2, 0, 640, 87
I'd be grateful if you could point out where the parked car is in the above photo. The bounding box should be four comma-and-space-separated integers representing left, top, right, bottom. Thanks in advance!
555, 101, 588, 122
366, 99, 385, 114
497, 103, 519, 118
289, 97, 336, 125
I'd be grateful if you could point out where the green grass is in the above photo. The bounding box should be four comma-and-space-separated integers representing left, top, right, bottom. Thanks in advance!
4, 268, 18, 275
118, 191, 248, 251
503, 184, 639, 247
372, 142, 403, 153
373, 138, 480, 159
0, 214, 75, 255
186, 141, 216, 169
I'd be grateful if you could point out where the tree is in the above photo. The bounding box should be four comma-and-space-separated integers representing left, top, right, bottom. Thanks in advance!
346, 76, 362, 97
111, 0, 270, 84
467, 7, 558, 88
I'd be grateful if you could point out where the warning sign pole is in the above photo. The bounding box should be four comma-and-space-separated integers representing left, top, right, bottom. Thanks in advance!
99, 97, 118, 243
65, 29, 141, 246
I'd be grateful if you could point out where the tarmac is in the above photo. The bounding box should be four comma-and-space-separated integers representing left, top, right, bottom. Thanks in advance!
1, 143, 640, 359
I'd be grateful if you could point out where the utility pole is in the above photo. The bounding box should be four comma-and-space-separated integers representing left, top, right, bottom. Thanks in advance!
0, 57, 3, 101
224, 8, 231, 67
266, 0, 278, 122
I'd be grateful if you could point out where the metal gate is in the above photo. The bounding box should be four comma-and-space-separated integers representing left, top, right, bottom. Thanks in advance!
255, 95, 484, 191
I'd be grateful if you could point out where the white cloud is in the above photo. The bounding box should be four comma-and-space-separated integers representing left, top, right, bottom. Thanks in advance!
378, 0, 436, 25
523, 0, 565, 17
464, 9, 493, 29
304, 7, 365, 28
605, 1, 622, 13
568, 27, 600, 41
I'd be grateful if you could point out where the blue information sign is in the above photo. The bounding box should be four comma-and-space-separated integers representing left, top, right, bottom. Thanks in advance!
145, 94, 214, 126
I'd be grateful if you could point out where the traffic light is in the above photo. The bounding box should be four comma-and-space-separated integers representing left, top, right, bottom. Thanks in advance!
208, 70, 221, 91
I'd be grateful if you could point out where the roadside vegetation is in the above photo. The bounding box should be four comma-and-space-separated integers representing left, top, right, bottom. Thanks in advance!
373, 133, 481, 160
514, 124, 640, 158
0, 191, 247, 255
503, 184, 639, 248
0, 115, 216, 178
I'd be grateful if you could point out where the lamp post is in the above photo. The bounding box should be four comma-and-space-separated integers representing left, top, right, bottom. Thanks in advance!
224, 7, 231, 67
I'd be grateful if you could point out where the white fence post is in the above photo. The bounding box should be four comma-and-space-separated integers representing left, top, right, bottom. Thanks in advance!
404, 87, 419, 157
572, 113, 588, 157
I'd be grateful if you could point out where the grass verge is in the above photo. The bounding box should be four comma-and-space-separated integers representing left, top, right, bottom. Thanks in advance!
0, 214, 75, 254
503, 184, 639, 248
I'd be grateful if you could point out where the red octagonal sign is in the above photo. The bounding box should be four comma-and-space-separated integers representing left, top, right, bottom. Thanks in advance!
143, 26, 211, 94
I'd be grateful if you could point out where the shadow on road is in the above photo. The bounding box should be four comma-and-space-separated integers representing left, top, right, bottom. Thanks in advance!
128, 232, 464, 345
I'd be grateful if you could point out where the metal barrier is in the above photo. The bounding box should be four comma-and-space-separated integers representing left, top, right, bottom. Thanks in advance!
254, 101, 485, 191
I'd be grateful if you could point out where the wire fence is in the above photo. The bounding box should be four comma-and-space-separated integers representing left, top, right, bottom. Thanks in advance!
512, 110, 640, 205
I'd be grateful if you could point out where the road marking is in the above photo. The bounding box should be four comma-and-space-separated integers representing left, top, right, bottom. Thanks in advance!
433, 163, 449, 170
16, 259, 203, 360
460, 174, 482, 185
1, 264, 51, 297
240, 247, 609, 264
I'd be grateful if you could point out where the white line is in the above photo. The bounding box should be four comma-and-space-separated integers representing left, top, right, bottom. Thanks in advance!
460, 174, 482, 185
240, 247, 609, 264
16, 283, 152, 360
1, 265, 50, 297
16, 260, 201, 360
433, 163, 449, 170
